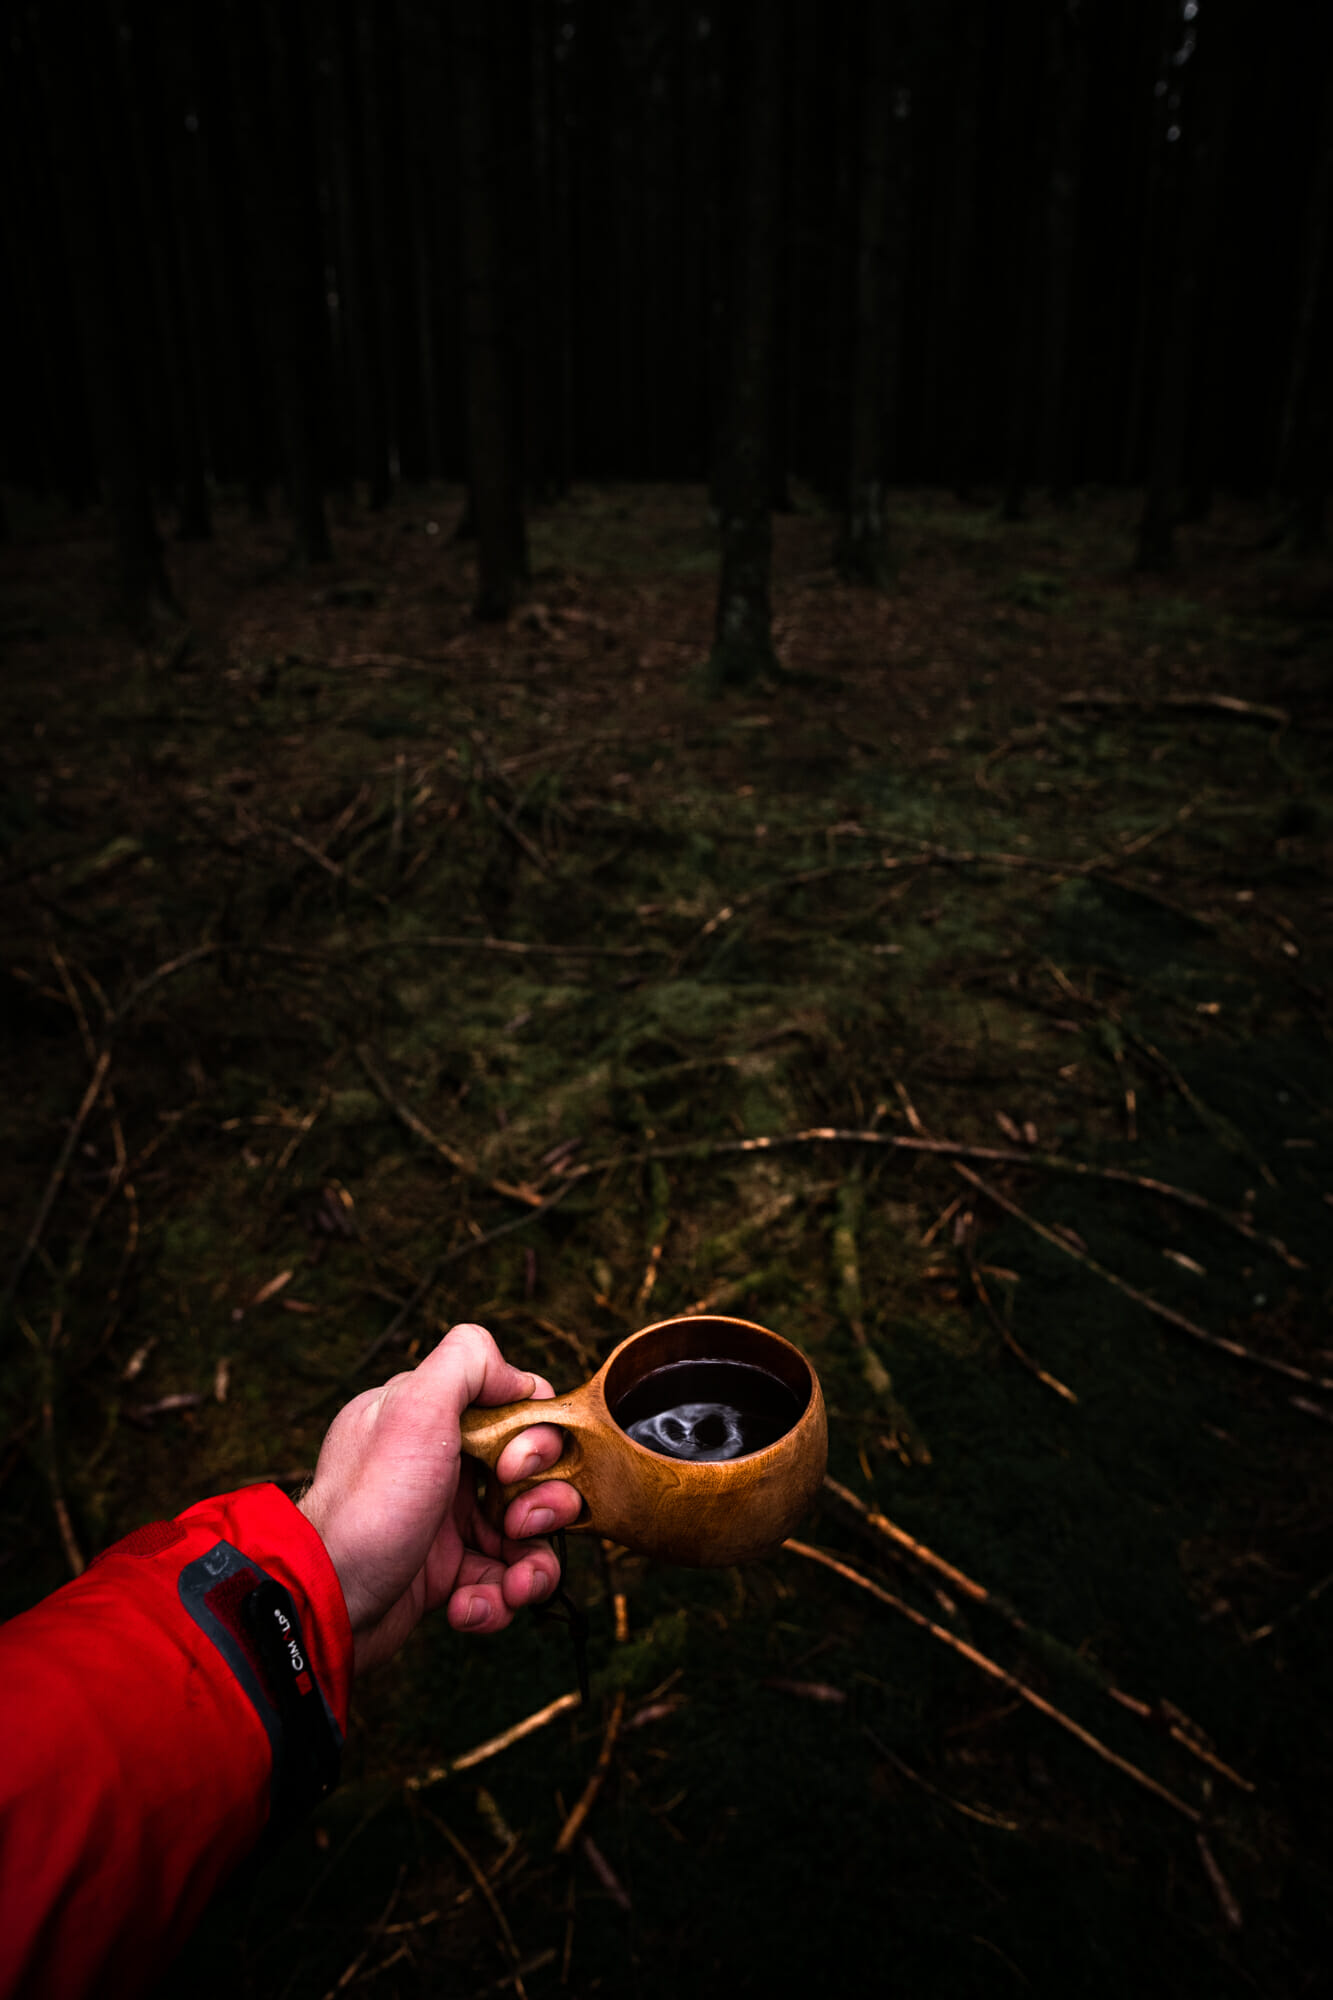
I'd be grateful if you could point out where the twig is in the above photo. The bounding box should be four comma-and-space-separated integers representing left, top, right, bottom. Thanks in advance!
1061, 689, 1290, 728
822, 1478, 1253, 1793
485, 794, 557, 879
319, 1864, 406, 2000
785, 1539, 1201, 1822
555, 1691, 626, 1854
1196, 1833, 1243, 1931
1118, 1025, 1278, 1190
355, 1045, 542, 1207
41, 1395, 85, 1576
1243, 1565, 1333, 1645
580, 1835, 631, 1911
863, 1728, 1021, 1831
471, 1950, 559, 1997
406, 1691, 582, 1788
1, 1049, 111, 1321
389, 751, 406, 880
269, 1087, 328, 1179
108, 941, 325, 1032
420, 1809, 529, 2000
967, 1256, 1078, 1404
348, 934, 660, 961
952, 1162, 1333, 1396
575, 1126, 1303, 1269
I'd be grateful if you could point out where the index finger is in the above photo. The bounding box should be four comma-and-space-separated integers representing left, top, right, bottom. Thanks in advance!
494, 1373, 565, 1484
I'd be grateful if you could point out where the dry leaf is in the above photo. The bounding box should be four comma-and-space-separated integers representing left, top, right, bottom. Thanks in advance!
251, 1269, 294, 1308
764, 1678, 848, 1704
122, 1339, 156, 1382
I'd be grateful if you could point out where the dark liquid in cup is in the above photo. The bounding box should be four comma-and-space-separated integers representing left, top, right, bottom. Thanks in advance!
611, 1358, 802, 1463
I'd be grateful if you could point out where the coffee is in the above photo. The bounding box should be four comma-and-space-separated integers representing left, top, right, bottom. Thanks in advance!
611, 1358, 802, 1463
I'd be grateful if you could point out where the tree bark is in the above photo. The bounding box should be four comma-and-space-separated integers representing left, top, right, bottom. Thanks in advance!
455, 0, 527, 620
1039, 0, 1090, 505
336, 0, 392, 509
1137, 0, 1237, 570
932, 0, 985, 499
835, 1, 902, 585
40, 4, 177, 629
1274, 57, 1333, 550
707, 0, 783, 690
231, 0, 334, 566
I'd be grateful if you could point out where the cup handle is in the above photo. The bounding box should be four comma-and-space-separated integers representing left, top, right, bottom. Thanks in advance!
459, 1391, 590, 1532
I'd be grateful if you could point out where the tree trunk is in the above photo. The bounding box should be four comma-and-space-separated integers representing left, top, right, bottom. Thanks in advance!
1137, 1, 1237, 570
337, 0, 393, 509
123, 6, 214, 542
232, 0, 334, 566
455, 0, 527, 620
707, 0, 783, 691
1274, 58, 1333, 550
835, 1, 901, 585
1000, 1, 1045, 522
931, 0, 985, 500
40, 5, 176, 629
1039, 0, 1090, 506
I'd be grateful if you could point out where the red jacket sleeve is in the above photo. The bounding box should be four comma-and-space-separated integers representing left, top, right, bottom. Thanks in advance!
0, 1484, 353, 2000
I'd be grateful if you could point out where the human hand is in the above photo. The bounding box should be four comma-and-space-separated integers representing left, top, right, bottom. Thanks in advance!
297, 1322, 584, 1674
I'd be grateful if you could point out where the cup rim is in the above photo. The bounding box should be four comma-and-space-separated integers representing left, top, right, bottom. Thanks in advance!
593, 1313, 820, 1470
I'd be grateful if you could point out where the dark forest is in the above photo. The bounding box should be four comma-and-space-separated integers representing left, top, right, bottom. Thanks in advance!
1, 0, 1331, 1995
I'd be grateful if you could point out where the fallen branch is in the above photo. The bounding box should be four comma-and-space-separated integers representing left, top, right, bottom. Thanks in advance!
406, 1690, 581, 1789
420, 1810, 529, 2000
785, 1539, 1200, 1822
1061, 690, 1290, 729
349, 933, 660, 960
575, 1126, 1303, 1269
863, 1728, 1020, 1831
1, 1048, 111, 1321
580, 1834, 631, 1911
823, 1478, 1252, 1793
1196, 1832, 1244, 1931
355, 1044, 542, 1207
967, 1254, 1078, 1404
952, 1162, 1332, 1396
555, 1690, 626, 1854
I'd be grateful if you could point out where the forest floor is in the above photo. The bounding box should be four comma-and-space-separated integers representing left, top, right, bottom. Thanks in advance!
1, 482, 1331, 1999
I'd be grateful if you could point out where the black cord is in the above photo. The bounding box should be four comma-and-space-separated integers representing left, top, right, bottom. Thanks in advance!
537, 1527, 590, 1703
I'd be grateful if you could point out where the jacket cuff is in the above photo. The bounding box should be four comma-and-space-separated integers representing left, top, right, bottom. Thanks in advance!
175, 1483, 355, 1738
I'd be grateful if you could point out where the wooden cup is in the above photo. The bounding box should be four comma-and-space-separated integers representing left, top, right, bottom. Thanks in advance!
459, 1314, 827, 1567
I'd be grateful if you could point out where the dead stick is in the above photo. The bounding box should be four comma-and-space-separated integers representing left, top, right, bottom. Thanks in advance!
389, 751, 406, 880
555, 1691, 626, 1855
1, 1049, 111, 1321
576, 1128, 1302, 1269
406, 1691, 582, 1788
1196, 1833, 1244, 1930
421, 1811, 529, 2000
355, 1045, 542, 1207
349, 935, 660, 960
785, 1539, 1200, 1822
822, 1479, 1253, 1794
968, 1255, 1078, 1403
41, 1396, 85, 1577
1062, 689, 1289, 727
953, 1162, 1332, 1395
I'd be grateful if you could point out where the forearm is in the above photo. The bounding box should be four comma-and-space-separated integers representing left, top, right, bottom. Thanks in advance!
0, 1484, 351, 2000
